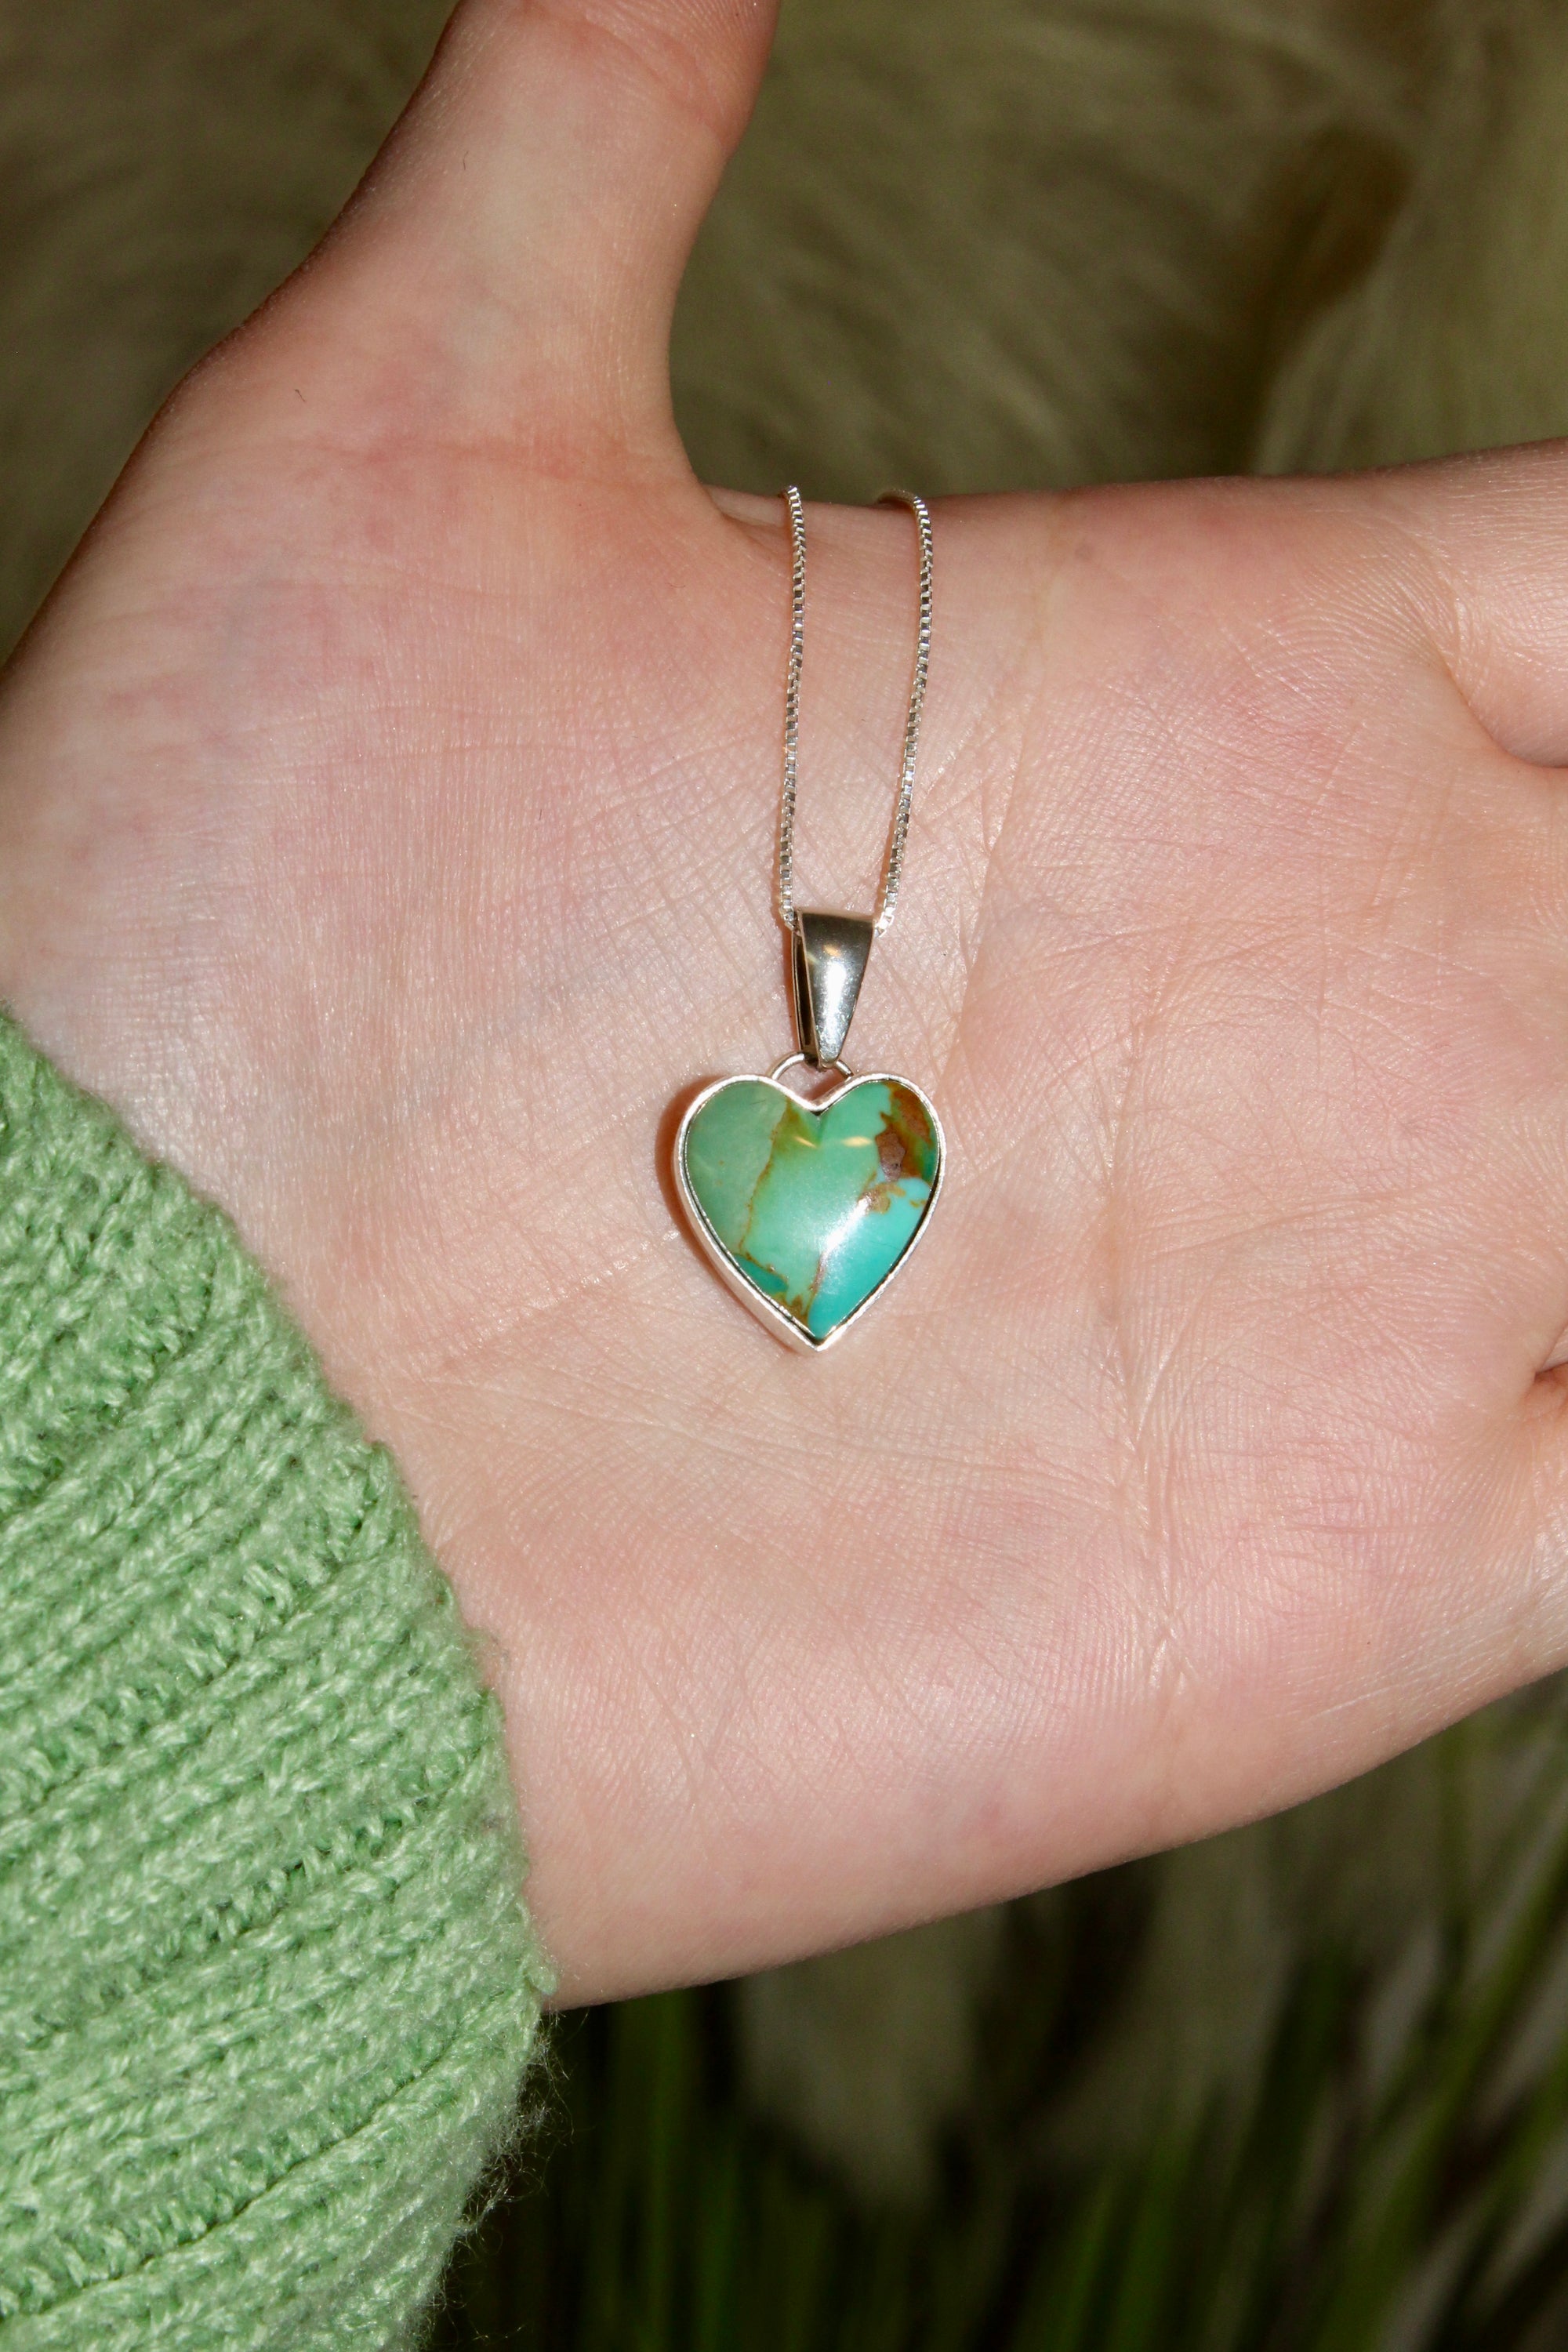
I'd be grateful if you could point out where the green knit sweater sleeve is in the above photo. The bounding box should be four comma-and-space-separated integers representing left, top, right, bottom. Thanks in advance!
0, 1013, 551, 2349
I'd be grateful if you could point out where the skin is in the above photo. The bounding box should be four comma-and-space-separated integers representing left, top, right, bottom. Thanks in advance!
5, 0, 1568, 2006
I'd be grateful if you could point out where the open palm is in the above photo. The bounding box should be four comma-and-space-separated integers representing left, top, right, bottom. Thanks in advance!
5, 0, 1568, 2004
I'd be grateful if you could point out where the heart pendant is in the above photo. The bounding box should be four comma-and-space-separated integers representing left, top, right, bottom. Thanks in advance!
674, 1061, 945, 1351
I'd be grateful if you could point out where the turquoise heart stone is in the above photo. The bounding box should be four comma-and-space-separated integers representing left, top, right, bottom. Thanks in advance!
681, 1076, 940, 1343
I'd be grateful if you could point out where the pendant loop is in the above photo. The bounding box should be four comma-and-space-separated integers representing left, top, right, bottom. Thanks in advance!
791, 909, 874, 1069
769, 1052, 854, 1087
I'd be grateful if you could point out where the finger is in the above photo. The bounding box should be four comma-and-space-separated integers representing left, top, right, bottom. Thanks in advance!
1370, 441, 1568, 766
261, 0, 779, 463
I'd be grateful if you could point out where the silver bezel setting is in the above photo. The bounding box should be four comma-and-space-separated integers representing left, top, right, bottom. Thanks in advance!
673, 1062, 946, 1353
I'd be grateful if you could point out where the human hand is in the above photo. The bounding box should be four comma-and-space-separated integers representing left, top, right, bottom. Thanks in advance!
4, 0, 1568, 2004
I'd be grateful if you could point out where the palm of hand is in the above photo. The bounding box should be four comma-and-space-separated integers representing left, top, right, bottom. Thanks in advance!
3, 0, 1568, 2001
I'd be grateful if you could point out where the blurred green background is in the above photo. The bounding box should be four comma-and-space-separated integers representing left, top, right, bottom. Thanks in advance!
9, 0, 1568, 2339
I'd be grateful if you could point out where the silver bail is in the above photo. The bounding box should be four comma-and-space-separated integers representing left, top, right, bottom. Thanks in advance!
791, 909, 874, 1069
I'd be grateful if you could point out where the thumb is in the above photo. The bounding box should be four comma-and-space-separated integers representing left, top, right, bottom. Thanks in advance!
274, 0, 779, 466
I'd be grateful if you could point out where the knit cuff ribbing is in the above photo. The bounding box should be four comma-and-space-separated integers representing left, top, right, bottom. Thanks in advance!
0, 1013, 550, 2350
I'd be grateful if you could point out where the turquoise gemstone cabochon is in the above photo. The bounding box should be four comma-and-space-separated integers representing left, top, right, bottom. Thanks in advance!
678, 1073, 942, 1346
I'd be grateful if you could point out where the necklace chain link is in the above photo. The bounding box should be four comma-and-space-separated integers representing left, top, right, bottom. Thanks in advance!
776, 485, 933, 938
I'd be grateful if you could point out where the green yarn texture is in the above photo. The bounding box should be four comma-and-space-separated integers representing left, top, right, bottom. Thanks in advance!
0, 1014, 550, 2349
